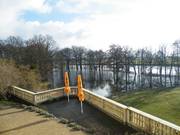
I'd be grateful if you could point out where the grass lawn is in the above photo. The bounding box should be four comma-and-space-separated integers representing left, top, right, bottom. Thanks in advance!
112, 87, 180, 126
0, 98, 17, 105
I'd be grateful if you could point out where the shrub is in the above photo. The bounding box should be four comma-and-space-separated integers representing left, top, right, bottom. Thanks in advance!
0, 59, 21, 98
0, 59, 48, 98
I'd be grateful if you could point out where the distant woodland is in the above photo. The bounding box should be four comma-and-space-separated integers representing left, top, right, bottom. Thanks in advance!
0, 35, 180, 97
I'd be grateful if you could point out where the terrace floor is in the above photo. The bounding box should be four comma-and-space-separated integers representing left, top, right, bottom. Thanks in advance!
41, 97, 138, 135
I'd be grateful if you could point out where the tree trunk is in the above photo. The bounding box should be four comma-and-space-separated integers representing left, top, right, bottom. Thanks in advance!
160, 66, 162, 86
75, 60, 78, 71
125, 64, 128, 91
169, 56, 173, 76
66, 60, 70, 72
149, 65, 152, 88
165, 64, 167, 87
80, 58, 82, 71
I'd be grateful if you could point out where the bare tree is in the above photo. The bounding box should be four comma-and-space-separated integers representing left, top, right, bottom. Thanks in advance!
3, 36, 24, 64
86, 49, 95, 70
72, 46, 86, 71
108, 44, 124, 84
169, 52, 175, 76
144, 49, 154, 88
155, 45, 167, 86
173, 40, 180, 80
61, 47, 72, 72
95, 50, 106, 71
25, 35, 56, 81
0, 40, 5, 58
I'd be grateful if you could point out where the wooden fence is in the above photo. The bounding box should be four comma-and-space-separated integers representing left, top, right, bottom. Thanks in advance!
9, 86, 180, 135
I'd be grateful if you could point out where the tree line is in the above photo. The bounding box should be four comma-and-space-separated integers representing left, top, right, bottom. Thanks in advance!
0, 35, 180, 84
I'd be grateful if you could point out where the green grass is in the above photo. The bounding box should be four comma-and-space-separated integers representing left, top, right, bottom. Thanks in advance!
0, 99, 17, 105
112, 87, 180, 125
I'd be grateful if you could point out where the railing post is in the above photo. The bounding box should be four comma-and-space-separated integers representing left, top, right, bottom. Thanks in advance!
126, 108, 130, 125
23, 92, 25, 99
33, 95, 36, 105
13, 87, 15, 95
124, 108, 127, 125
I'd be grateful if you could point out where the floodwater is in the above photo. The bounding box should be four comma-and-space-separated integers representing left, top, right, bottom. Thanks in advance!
51, 65, 180, 97
41, 97, 138, 135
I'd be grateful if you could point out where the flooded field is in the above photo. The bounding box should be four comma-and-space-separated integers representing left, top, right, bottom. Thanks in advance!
41, 97, 138, 135
52, 65, 180, 97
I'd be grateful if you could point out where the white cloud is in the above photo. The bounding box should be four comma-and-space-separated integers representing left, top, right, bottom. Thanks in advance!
79, 0, 180, 50
0, 0, 51, 38
1, 0, 180, 51
56, 0, 110, 14
16, 19, 91, 49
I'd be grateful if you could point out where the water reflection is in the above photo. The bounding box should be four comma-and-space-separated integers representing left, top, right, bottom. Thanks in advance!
92, 84, 111, 97
52, 65, 180, 97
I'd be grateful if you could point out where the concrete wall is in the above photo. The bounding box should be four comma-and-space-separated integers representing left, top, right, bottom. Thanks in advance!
84, 89, 127, 123
83, 88, 180, 135
10, 86, 180, 135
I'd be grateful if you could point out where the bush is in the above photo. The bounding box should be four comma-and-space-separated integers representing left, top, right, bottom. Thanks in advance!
0, 59, 20, 98
18, 65, 48, 91
0, 59, 48, 98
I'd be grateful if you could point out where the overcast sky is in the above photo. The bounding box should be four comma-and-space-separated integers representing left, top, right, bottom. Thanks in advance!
0, 0, 180, 51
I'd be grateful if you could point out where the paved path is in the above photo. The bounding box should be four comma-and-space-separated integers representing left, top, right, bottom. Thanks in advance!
0, 104, 87, 135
